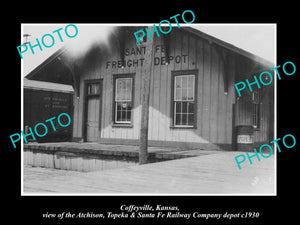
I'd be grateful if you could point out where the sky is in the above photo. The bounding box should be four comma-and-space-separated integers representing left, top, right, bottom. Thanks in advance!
192, 24, 275, 63
21, 24, 276, 77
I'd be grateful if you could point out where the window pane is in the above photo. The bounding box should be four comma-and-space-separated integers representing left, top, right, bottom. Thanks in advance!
127, 102, 132, 110
87, 83, 100, 95
175, 75, 195, 101
175, 76, 182, 100
188, 76, 194, 100
116, 102, 122, 121
117, 102, 122, 111
121, 102, 127, 109
188, 114, 194, 126
188, 102, 194, 113
175, 102, 181, 113
182, 88, 188, 100
182, 114, 187, 125
116, 78, 132, 101
175, 76, 182, 88
116, 79, 123, 100
188, 75, 194, 88
182, 77, 188, 100
175, 113, 181, 125
115, 101, 132, 123
93, 84, 100, 95
175, 87, 181, 100
116, 108, 122, 122
182, 76, 187, 88
187, 88, 193, 100
126, 79, 132, 99
122, 111, 126, 121
182, 102, 187, 113
88, 85, 91, 95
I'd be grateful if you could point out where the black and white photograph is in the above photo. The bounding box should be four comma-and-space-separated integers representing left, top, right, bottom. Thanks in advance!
20, 23, 276, 195
6, 6, 298, 224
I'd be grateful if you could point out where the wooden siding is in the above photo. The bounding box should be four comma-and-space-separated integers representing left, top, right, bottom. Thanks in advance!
72, 28, 240, 146
233, 59, 275, 144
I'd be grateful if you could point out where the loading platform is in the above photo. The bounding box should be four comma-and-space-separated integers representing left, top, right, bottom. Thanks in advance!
23, 143, 275, 195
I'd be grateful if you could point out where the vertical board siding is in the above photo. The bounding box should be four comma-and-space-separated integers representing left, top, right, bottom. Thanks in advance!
217, 60, 226, 143
196, 39, 204, 137
210, 47, 219, 143
188, 36, 196, 70
233, 57, 274, 144
150, 36, 161, 141
202, 40, 212, 141
234, 97, 271, 143
164, 32, 175, 142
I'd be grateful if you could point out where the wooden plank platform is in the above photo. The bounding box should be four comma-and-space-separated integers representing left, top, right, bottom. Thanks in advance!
23, 151, 275, 195
24, 142, 223, 160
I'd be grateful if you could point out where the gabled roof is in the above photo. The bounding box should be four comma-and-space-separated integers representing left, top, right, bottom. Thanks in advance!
25, 47, 67, 79
25, 46, 74, 85
25, 26, 274, 85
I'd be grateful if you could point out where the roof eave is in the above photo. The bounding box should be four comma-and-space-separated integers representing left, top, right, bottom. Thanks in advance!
25, 47, 68, 79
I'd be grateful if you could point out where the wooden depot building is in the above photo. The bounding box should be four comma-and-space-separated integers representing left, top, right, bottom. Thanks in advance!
25, 26, 274, 151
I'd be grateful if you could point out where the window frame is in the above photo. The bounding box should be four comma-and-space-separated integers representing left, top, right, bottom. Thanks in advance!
170, 70, 198, 129
112, 73, 135, 126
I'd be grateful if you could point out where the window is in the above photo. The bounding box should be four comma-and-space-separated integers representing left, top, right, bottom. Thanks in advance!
87, 83, 100, 96
172, 73, 196, 127
114, 75, 134, 124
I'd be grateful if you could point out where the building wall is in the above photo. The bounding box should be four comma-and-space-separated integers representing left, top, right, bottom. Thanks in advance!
233, 57, 275, 145
234, 89, 274, 145
72, 28, 239, 147
24, 88, 73, 142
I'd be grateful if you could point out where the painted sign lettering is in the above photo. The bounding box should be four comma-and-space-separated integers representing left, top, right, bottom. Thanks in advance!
105, 45, 188, 69
237, 135, 253, 144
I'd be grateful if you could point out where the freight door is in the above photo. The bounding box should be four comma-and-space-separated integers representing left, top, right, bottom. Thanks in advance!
84, 80, 102, 142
